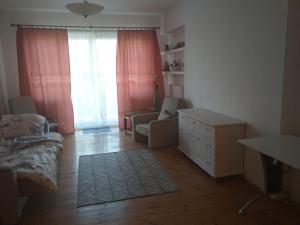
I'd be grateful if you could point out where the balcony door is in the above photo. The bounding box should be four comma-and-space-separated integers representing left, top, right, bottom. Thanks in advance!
68, 31, 118, 129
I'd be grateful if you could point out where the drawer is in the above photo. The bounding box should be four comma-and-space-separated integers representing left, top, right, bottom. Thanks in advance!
179, 136, 193, 158
203, 159, 214, 172
194, 135, 214, 165
179, 119, 186, 129
194, 133, 214, 148
189, 117, 201, 129
179, 113, 189, 124
191, 120, 214, 137
179, 124, 193, 139
179, 125, 185, 135
194, 155, 214, 174
194, 149, 214, 166
202, 142, 213, 157
201, 123, 213, 136
194, 143, 213, 162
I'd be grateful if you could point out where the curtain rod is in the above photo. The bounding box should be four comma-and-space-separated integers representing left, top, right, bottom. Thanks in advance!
11, 24, 160, 31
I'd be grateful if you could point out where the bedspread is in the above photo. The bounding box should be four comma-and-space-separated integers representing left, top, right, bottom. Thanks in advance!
0, 133, 63, 190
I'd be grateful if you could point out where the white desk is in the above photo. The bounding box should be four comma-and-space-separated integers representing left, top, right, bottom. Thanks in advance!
238, 135, 300, 215
239, 135, 300, 170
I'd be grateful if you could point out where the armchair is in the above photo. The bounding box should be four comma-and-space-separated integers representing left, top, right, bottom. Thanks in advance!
132, 97, 180, 149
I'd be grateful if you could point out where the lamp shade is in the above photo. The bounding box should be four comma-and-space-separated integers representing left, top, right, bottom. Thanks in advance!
66, 1, 104, 18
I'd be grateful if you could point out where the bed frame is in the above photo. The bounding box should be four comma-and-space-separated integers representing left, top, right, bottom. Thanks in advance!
0, 166, 54, 225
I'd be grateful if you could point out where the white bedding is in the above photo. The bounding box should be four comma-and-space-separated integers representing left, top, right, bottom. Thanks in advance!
0, 133, 63, 190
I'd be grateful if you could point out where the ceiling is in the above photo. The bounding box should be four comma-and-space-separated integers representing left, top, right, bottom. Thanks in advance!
0, 0, 182, 14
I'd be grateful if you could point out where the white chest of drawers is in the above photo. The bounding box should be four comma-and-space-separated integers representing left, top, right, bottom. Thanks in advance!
178, 108, 246, 177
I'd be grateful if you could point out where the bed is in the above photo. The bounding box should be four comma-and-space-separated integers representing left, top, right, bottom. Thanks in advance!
0, 114, 63, 225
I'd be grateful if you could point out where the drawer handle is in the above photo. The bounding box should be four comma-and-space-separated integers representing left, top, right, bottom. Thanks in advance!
206, 144, 211, 147
197, 138, 201, 141
205, 128, 209, 131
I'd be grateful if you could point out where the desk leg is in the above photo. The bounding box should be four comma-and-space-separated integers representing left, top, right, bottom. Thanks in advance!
239, 193, 267, 215
262, 154, 282, 193
239, 154, 283, 215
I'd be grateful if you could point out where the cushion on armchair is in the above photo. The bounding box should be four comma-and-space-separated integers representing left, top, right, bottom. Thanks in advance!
0, 114, 46, 139
136, 123, 149, 136
157, 110, 172, 120
157, 97, 180, 120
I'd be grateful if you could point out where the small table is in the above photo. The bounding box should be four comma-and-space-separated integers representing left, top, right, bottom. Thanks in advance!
123, 111, 145, 135
238, 135, 300, 214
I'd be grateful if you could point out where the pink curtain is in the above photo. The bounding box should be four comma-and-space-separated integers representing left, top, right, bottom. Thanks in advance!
116, 30, 165, 129
17, 28, 75, 134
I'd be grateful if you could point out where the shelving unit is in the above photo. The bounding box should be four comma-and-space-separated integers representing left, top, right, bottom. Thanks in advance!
160, 25, 185, 99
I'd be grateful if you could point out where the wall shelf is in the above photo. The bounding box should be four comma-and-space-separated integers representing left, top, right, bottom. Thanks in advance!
160, 25, 185, 99
163, 71, 184, 75
161, 47, 185, 55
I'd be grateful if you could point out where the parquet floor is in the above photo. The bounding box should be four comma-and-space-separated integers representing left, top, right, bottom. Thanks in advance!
19, 131, 300, 225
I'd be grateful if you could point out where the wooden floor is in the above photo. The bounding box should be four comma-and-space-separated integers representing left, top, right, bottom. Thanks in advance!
19, 131, 300, 225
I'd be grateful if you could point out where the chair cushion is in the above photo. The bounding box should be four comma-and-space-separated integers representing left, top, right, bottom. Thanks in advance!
136, 123, 149, 136
158, 97, 179, 120
158, 110, 172, 120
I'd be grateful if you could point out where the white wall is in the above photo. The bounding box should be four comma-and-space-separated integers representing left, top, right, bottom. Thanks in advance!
163, 0, 288, 192
163, 3, 185, 32
0, 24, 7, 113
0, 10, 160, 109
281, 0, 300, 203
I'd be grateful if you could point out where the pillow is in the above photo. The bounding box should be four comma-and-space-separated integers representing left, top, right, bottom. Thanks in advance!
157, 110, 173, 120
157, 97, 179, 120
0, 114, 46, 139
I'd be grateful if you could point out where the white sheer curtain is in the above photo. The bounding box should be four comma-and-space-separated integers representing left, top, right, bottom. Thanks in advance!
68, 31, 118, 129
